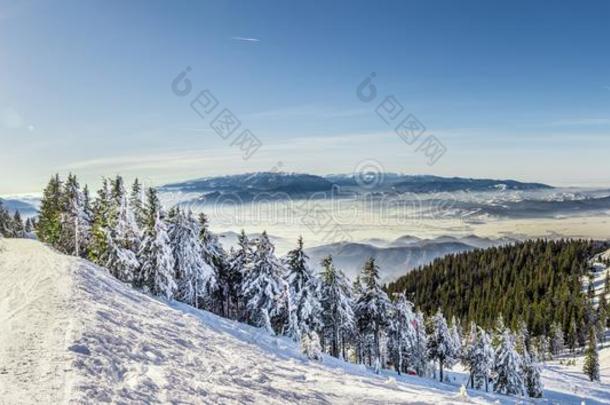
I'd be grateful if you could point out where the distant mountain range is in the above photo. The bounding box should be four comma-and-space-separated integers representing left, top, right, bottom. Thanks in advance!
160, 172, 552, 204
304, 234, 515, 283
215, 231, 515, 283
0, 198, 39, 217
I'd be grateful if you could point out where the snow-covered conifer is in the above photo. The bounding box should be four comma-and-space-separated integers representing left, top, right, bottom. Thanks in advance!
354, 257, 391, 370
284, 236, 322, 341
583, 326, 600, 381
226, 230, 252, 319
168, 208, 215, 307
106, 191, 140, 283
241, 231, 286, 335
320, 255, 354, 359
494, 329, 525, 396
413, 310, 429, 377
137, 189, 176, 300
427, 308, 458, 382
550, 322, 564, 356
387, 293, 417, 375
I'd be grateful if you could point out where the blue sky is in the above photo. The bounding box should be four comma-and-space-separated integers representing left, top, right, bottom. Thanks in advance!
1, 0, 610, 194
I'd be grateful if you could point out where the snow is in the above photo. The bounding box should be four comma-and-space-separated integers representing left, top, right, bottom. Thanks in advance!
1, 238, 609, 404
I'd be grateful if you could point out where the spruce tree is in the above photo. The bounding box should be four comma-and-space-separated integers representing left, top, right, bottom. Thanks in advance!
284, 236, 322, 341
583, 327, 600, 382
12, 210, 25, 238
494, 329, 525, 396
413, 310, 429, 377
106, 191, 140, 283
387, 293, 417, 375
354, 257, 391, 370
0, 200, 11, 237
88, 179, 112, 265
320, 255, 354, 359
198, 213, 224, 314
241, 231, 286, 335
138, 210, 176, 299
226, 230, 252, 319
550, 321, 564, 356
36, 174, 63, 246
168, 208, 215, 307
59, 174, 90, 256
427, 308, 457, 382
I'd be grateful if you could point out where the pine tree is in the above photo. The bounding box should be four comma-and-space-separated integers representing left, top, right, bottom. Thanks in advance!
88, 179, 112, 265
550, 321, 564, 356
524, 349, 543, 398
36, 174, 63, 246
387, 293, 417, 375
0, 200, 11, 237
129, 178, 146, 229
226, 230, 252, 319
12, 210, 25, 238
494, 329, 525, 396
413, 310, 429, 377
198, 213, 224, 314
168, 208, 215, 307
241, 231, 286, 335
475, 327, 494, 392
59, 174, 90, 256
320, 255, 354, 360
427, 308, 457, 382
137, 189, 176, 299
284, 237, 322, 341
583, 327, 600, 382
354, 257, 391, 370
106, 191, 140, 283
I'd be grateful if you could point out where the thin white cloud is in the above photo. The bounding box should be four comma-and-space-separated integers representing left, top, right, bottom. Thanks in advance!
231, 36, 260, 42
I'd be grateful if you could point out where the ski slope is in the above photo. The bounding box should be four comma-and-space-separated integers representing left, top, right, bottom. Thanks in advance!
0, 239, 608, 404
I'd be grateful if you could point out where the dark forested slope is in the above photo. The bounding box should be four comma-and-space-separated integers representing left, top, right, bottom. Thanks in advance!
386, 239, 608, 342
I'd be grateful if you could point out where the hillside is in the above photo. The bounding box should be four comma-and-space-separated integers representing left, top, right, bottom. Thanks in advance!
0, 239, 499, 404
386, 239, 607, 336
2, 239, 610, 403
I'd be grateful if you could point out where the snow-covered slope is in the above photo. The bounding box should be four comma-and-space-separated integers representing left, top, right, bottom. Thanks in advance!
1, 239, 608, 404
0, 239, 485, 404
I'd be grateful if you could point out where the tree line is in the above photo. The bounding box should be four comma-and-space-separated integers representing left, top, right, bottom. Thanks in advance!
21, 173, 610, 397
0, 201, 34, 238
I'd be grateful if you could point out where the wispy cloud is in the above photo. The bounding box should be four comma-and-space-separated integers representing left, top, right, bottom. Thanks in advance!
231, 36, 260, 43
547, 118, 610, 127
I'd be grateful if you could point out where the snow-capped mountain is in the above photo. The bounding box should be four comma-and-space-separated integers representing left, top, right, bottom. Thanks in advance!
159, 172, 553, 204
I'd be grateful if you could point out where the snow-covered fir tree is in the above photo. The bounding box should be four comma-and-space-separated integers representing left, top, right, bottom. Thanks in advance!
36, 174, 64, 246
167, 208, 216, 307
583, 326, 600, 381
284, 236, 322, 341
472, 327, 494, 392
198, 213, 224, 314
137, 188, 177, 300
12, 210, 25, 238
106, 190, 140, 283
427, 308, 458, 382
412, 309, 429, 377
524, 348, 543, 398
449, 315, 463, 362
241, 231, 287, 335
354, 257, 391, 370
226, 230, 252, 319
550, 321, 564, 356
88, 179, 112, 266
386, 293, 417, 375
129, 178, 146, 229
0, 201, 11, 237
494, 329, 525, 396
319, 255, 354, 360
61, 174, 91, 257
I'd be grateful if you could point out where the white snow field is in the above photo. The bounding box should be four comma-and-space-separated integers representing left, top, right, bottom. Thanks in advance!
0, 239, 608, 404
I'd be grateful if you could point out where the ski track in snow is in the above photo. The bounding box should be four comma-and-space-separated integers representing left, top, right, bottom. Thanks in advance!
1, 238, 609, 404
